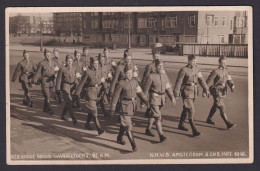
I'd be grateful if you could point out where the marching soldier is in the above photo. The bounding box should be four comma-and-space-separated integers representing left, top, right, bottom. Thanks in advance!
12, 50, 36, 107
81, 46, 90, 67
32, 48, 60, 115
109, 48, 139, 97
110, 68, 148, 152
52, 48, 63, 103
142, 59, 176, 142
174, 54, 210, 137
206, 56, 236, 129
97, 53, 113, 117
74, 57, 105, 135
56, 55, 77, 125
72, 50, 88, 110
103, 47, 117, 73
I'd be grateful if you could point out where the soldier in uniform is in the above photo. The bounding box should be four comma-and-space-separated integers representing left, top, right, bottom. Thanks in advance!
32, 48, 60, 115
174, 54, 210, 137
110, 68, 147, 152
72, 50, 88, 110
97, 53, 113, 117
103, 47, 117, 73
142, 59, 176, 142
12, 50, 36, 107
74, 57, 105, 135
52, 48, 63, 103
205, 56, 235, 129
56, 55, 77, 125
81, 46, 90, 67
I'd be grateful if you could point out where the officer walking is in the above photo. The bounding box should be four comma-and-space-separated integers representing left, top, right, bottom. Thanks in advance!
110, 68, 147, 152
56, 55, 77, 125
12, 50, 36, 107
206, 56, 236, 129
174, 54, 210, 137
52, 48, 63, 103
74, 57, 105, 135
103, 47, 117, 73
81, 46, 90, 67
32, 48, 60, 115
142, 59, 176, 142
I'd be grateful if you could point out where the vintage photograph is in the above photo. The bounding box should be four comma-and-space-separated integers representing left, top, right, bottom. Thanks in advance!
5, 7, 253, 164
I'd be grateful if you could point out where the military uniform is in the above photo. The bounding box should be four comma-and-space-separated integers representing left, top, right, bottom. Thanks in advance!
104, 56, 117, 74
174, 64, 209, 136
52, 56, 63, 102
74, 66, 105, 135
111, 78, 147, 151
206, 66, 235, 129
12, 59, 36, 107
56, 64, 77, 124
81, 54, 90, 67
33, 58, 60, 114
142, 69, 175, 142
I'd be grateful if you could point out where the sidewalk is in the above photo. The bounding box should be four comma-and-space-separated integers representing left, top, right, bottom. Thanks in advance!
8, 44, 249, 68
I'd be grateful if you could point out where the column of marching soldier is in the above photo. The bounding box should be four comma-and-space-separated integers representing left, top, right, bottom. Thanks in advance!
12, 43, 236, 152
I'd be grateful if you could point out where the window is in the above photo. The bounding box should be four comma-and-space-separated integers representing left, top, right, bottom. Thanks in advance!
218, 35, 225, 43
202, 35, 213, 44
83, 21, 86, 29
189, 15, 196, 27
206, 15, 213, 27
214, 16, 219, 27
91, 12, 98, 16
105, 34, 110, 42
124, 19, 132, 28
165, 17, 177, 28
138, 18, 145, 28
221, 16, 227, 27
165, 17, 171, 28
236, 16, 247, 27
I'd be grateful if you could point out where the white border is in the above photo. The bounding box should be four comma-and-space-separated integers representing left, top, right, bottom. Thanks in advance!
5, 6, 254, 165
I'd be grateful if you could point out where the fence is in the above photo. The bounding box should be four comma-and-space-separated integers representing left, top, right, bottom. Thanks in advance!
183, 44, 248, 58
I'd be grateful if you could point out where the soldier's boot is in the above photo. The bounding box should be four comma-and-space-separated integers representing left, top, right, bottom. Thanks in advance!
220, 112, 236, 129
43, 100, 48, 112
155, 118, 167, 142
206, 106, 217, 125
117, 125, 126, 145
189, 118, 201, 137
93, 116, 104, 135
178, 110, 188, 131
75, 96, 81, 111
85, 114, 93, 130
126, 131, 137, 152
61, 107, 68, 121
68, 106, 77, 125
47, 101, 54, 116
57, 92, 62, 104
23, 99, 28, 106
26, 94, 33, 108
100, 101, 109, 117
145, 118, 155, 137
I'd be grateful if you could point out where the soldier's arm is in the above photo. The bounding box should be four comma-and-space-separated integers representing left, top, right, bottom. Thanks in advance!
206, 70, 217, 87
109, 66, 121, 94
110, 82, 123, 111
74, 71, 89, 96
197, 69, 209, 91
226, 72, 235, 91
136, 82, 148, 105
142, 75, 153, 96
165, 75, 176, 102
141, 64, 151, 86
173, 68, 185, 97
12, 63, 22, 82
56, 68, 63, 91
32, 62, 43, 83
32, 61, 37, 72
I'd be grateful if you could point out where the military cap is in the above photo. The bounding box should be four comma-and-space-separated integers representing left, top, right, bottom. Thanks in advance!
90, 56, 98, 64
153, 43, 163, 48
219, 55, 227, 62
103, 47, 109, 52
53, 48, 59, 53
65, 54, 73, 61
154, 59, 163, 66
23, 50, 28, 55
74, 50, 80, 56
188, 54, 196, 60
123, 48, 132, 58
83, 46, 89, 51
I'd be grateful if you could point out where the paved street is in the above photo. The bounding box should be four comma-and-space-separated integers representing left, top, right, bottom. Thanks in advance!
8, 47, 249, 161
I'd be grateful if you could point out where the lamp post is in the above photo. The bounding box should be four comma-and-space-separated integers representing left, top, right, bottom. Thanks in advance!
128, 12, 131, 48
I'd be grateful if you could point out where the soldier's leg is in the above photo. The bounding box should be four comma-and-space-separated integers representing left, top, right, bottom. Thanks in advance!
43, 87, 54, 115
100, 95, 108, 117
216, 98, 235, 129
178, 105, 188, 131
62, 91, 77, 124
21, 82, 29, 105
125, 123, 137, 152
145, 118, 155, 137
186, 99, 200, 136
117, 124, 126, 145
85, 113, 93, 130
41, 87, 49, 113
155, 117, 167, 142
206, 97, 218, 124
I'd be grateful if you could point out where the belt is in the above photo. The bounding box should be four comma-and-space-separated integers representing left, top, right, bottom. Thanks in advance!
184, 83, 197, 86
150, 89, 165, 95
122, 97, 136, 101
89, 84, 101, 88
64, 82, 75, 85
